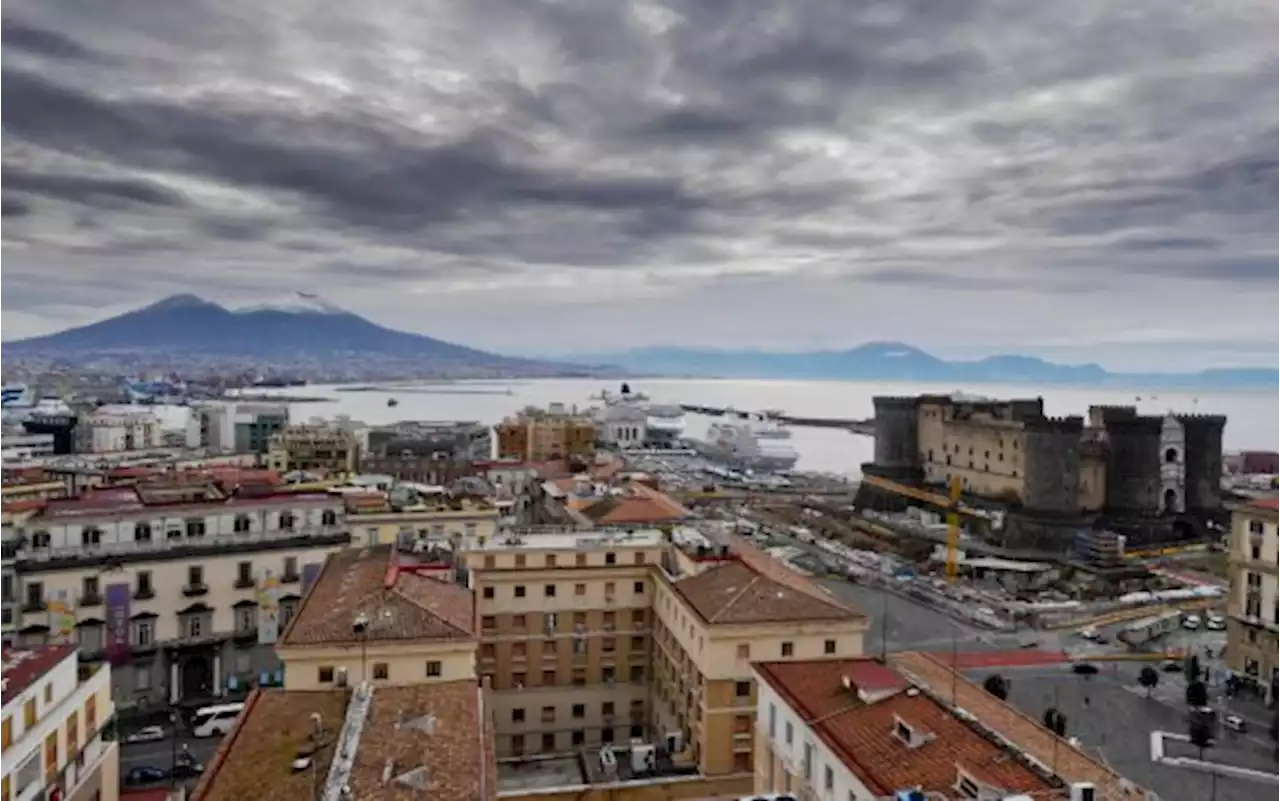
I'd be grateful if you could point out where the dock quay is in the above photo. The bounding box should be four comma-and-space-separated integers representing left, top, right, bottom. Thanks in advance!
679, 403, 874, 435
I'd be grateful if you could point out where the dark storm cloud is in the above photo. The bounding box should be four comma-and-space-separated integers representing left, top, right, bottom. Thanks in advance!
1, 16, 103, 62
1, 0, 1276, 356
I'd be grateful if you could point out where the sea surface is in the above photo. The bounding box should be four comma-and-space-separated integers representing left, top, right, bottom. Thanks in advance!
275, 379, 1278, 478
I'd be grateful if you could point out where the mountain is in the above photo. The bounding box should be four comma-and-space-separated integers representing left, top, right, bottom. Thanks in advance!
563, 342, 1277, 389
4, 293, 599, 378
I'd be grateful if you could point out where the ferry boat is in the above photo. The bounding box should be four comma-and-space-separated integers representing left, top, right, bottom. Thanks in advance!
694, 421, 799, 472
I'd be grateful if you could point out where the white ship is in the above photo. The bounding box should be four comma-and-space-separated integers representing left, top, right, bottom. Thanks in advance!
694, 421, 798, 472
594, 384, 687, 447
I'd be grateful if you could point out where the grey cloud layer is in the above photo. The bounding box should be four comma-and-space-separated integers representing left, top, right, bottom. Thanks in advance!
2, 0, 1276, 355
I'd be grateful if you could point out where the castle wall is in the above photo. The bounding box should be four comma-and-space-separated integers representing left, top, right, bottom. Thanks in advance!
1022, 417, 1083, 514
1103, 416, 1164, 514
1177, 415, 1226, 515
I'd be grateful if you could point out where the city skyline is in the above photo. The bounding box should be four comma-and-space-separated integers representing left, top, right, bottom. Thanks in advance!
3, 1, 1277, 371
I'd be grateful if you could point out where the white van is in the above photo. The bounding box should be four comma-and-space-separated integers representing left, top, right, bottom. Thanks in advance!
190, 702, 246, 738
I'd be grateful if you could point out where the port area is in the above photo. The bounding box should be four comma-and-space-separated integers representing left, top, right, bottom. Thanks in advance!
679, 402, 874, 434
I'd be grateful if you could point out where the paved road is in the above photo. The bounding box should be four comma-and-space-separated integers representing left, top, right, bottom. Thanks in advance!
119, 735, 222, 781
971, 663, 1276, 801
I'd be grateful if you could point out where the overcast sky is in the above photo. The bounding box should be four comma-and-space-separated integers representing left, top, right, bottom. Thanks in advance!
2, 0, 1276, 370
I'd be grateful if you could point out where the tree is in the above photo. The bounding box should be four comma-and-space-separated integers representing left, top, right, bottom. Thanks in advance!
1186, 680, 1209, 708
983, 674, 1009, 701
1138, 666, 1160, 698
1042, 707, 1067, 737
1189, 708, 1215, 758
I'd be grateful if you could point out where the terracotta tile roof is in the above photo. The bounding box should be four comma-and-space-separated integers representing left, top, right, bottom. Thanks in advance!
569, 483, 689, 526
1248, 496, 1279, 511
754, 658, 1055, 798
2, 644, 76, 698
190, 689, 347, 801
729, 537, 862, 617
888, 651, 1148, 799
348, 681, 495, 801
281, 545, 474, 647
673, 561, 857, 625
1, 499, 47, 514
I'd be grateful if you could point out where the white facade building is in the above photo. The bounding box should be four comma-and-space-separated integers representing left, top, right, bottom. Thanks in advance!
12, 487, 350, 705
2, 645, 119, 801
1, 431, 55, 462
78, 406, 163, 454
185, 401, 290, 453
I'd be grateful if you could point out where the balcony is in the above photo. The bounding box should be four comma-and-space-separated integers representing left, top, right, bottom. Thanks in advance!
233, 576, 256, 590
22, 598, 48, 613
78, 592, 104, 608
133, 587, 155, 601
282, 570, 301, 584
14, 525, 350, 565
182, 583, 210, 598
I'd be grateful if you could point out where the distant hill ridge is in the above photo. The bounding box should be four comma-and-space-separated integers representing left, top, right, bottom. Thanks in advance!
3, 292, 578, 375
564, 342, 1276, 389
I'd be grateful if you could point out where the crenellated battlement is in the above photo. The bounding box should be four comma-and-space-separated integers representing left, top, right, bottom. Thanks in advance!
1023, 415, 1084, 434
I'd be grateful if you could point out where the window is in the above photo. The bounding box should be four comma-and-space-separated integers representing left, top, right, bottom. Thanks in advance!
373, 663, 389, 680
279, 512, 295, 530
512, 708, 526, 723
605, 552, 616, 565
481, 616, 496, 631
284, 556, 298, 577
133, 619, 154, 647
785, 721, 793, 745
542, 669, 556, 685
602, 701, 615, 715
134, 523, 152, 542
633, 581, 645, 594
185, 518, 206, 538
81, 527, 102, 547
515, 554, 526, 568
135, 667, 151, 691
185, 615, 204, 638
572, 729, 585, 745
768, 704, 776, 738
630, 665, 644, 682
483, 586, 494, 599
575, 583, 586, 596
541, 733, 555, 752
513, 672, 526, 687
602, 727, 615, 743
735, 681, 751, 698
187, 566, 204, 587
85, 696, 97, 732
483, 556, 495, 569
825, 765, 834, 791
24, 582, 44, 609
235, 606, 256, 632
802, 742, 813, 780
631, 610, 645, 625
511, 734, 525, 755
513, 614, 526, 629
544, 584, 556, 597
321, 509, 338, 526
575, 553, 587, 566
737, 644, 750, 659
234, 515, 252, 533
24, 699, 36, 728
82, 576, 100, 600
545, 554, 557, 567
824, 639, 837, 655
781, 641, 794, 657
514, 585, 526, 598
956, 771, 982, 798
2, 717, 10, 751
136, 572, 153, 597
572, 703, 585, 718
318, 666, 335, 683
237, 562, 253, 584
425, 661, 442, 678
541, 705, 556, 723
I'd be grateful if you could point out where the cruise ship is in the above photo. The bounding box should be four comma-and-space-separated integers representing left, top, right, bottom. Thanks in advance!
594, 384, 687, 447
694, 420, 799, 472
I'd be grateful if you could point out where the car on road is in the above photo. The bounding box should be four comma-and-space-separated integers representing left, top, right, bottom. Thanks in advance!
1071, 662, 1100, 675
1205, 614, 1226, 631
124, 725, 167, 744
1160, 659, 1183, 673
124, 766, 168, 786
1078, 627, 1100, 641
1181, 614, 1202, 631
1223, 714, 1247, 733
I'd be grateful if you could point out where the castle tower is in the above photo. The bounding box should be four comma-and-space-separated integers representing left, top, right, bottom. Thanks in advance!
1175, 414, 1227, 515
866, 396, 922, 480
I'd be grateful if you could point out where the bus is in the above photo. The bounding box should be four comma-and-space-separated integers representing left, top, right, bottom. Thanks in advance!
1118, 611, 1182, 648
190, 702, 246, 738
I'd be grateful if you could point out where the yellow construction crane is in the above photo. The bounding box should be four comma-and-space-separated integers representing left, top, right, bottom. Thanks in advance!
945, 476, 963, 583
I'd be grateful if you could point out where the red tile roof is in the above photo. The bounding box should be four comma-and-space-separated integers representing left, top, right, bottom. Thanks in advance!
280, 545, 474, 647
755, 658, 1055, 798
1249, 496, 1279, 511
2, 644, 76, 700
1, 499, 47, 514
673, 561, 858, 625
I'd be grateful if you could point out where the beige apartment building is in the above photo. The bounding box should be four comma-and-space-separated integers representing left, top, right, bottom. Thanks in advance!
2, 644, 119, 801
344, 492, 501, 549
496, 404, 597, 462
267, 423, 361, 475
1226, 496, 1279, 702
275, 544, 477, 690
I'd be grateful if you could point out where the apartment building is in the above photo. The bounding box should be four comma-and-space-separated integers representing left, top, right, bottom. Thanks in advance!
2, 645, 120, 801
189, 680, 493, 801
533, 474, 690, 528
185, 401, 289, 455
7, 483, 349, 707
455, 527, 867, 785
274, 544, 476, 690
74, 406, 164, 454
752, 657, 1067, 801
266, 424, 360, 475
496, 404, 597, 462
363, 420, 492, 484
345, 490, 501, 549
462, 528, 667, 760
1226, 496, 1279, 703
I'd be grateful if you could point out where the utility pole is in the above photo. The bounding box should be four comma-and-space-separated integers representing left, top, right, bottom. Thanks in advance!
878, 584, 889, 661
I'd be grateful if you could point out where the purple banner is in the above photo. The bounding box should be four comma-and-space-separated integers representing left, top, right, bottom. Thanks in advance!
105, 583, 131, 665
301, 563, 323, 595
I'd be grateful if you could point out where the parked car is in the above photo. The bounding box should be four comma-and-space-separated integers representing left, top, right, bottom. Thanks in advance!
1224, 714, 1247, 733
1181, 614, 1202, 631
124, 725, 166, 744
124, 766, 168, 786
1161, 660, 1184, 673
1206, 614, 1227, 631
